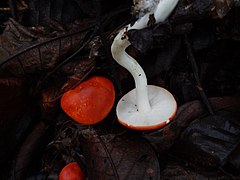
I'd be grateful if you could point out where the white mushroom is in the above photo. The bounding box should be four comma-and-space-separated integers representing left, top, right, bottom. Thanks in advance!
111, 0, 179, 130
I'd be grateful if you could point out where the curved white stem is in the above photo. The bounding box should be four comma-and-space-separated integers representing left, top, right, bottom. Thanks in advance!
111, 30, 151, 113
111, 0, 179, 113
128, 0, 179, 30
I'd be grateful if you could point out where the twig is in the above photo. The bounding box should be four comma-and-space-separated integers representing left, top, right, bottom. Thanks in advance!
184, 34, 215, 115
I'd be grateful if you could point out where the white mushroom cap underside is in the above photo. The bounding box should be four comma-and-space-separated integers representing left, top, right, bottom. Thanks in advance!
117, 85, 177, 128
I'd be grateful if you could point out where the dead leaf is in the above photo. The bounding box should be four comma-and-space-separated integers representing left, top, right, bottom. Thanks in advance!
177, 110, 240, 174
0, 18, 94, 77
143, 96, 240, 154
81, 129, 160, 180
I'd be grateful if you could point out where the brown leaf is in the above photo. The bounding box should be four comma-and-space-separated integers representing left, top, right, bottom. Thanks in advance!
80, 129, 160, 180
143, 96, 240, 153
176, 110, 240, 172
0, 18, 94, 77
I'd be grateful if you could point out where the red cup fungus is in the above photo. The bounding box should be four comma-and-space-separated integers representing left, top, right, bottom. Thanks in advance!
61, 76, 115, 125
59, 162, 85, 180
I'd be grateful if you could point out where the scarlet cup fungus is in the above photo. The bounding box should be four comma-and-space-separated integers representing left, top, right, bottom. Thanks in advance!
61, 76, 115, 125
111, 0, 178, 130
59, 162, 85, 180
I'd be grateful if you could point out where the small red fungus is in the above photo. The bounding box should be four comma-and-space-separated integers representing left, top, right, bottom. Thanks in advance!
59, 162, 85, 180
61, 76, 115, 124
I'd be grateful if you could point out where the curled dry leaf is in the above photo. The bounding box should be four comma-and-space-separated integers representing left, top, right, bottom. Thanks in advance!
80, 129, 160, 180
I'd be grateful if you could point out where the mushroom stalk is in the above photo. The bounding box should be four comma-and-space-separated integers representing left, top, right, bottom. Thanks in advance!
111, 0, 179, 114
111, 31, 151, 113
128, 0, 179, 30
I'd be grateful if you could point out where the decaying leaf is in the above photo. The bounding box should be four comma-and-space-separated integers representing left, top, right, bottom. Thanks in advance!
0, 18, 94, 77
143, 96, 240, 154
177, 110, 240, 174
80, 129, 160, 180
